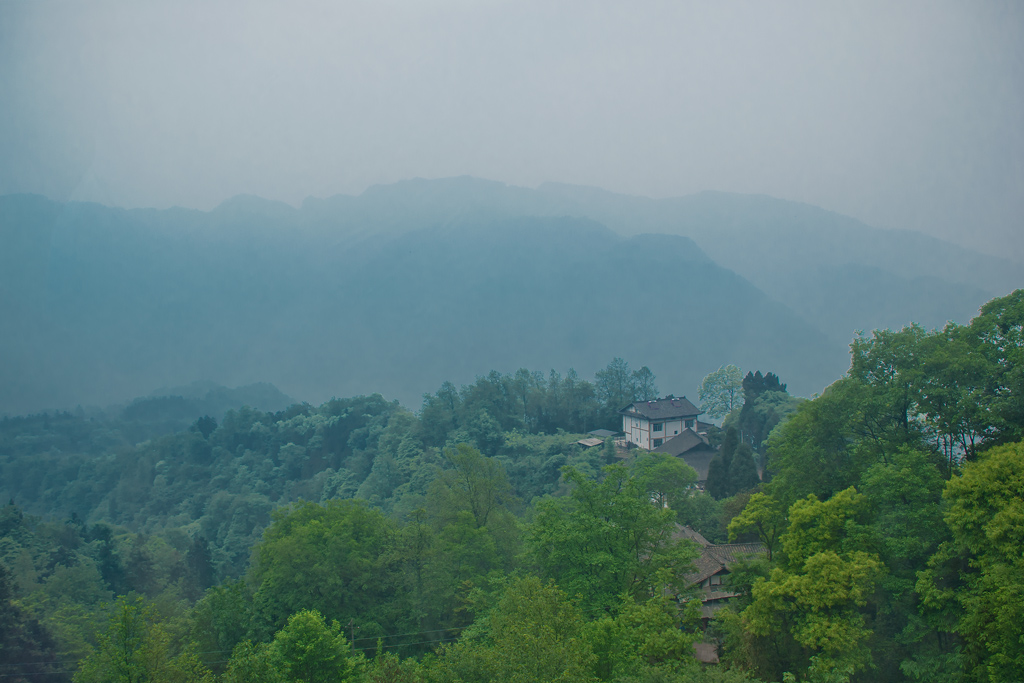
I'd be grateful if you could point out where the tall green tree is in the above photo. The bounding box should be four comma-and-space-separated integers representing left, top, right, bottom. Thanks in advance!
222, 640, 284, 683
595, 358, 656, 428
707, 427, 755, 500
631, 366, 659, 402
528, 465, 697, 612
918, 440, 1024, 682
270, 610, 362, 683
699, 365, 744, 420
734, 488, 882, 681
960, 290, 1024, 450
248, 500, 398, 640
427, 576, 596, 683
727, 492, 785, 560
74, 596, 213, 683
631, 452, 698, 511
430, 444, 514, 529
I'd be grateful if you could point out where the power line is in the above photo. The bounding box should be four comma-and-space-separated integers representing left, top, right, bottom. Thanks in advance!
0, 625, 470, 672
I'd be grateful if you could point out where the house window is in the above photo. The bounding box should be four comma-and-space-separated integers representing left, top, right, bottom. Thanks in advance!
685, 420, 694, 429
653, 423, 663, 432
653, 438, 663, 447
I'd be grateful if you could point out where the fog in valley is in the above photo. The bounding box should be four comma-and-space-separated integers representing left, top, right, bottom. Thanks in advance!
4, 4, 1024, 683
3, 0, 1022, 414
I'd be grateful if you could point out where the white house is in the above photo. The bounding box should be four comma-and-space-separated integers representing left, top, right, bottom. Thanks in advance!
619, 395, 702, 450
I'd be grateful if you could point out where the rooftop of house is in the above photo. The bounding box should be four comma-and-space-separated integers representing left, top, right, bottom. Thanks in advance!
677, 525, 767, 585
619, 395, 701, 420
653, 433, 718, 481
652, 429, 712, 457
674, 524, 712, 548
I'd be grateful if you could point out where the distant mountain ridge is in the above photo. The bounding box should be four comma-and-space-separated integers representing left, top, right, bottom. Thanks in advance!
1, 179, 1018, 415
315, 177, 1019, 343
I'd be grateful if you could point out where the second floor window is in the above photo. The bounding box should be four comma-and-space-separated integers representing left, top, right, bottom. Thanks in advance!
653, 423, 663, 432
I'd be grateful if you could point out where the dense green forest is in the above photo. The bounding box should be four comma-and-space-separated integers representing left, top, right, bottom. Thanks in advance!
1, 290, 1022, 682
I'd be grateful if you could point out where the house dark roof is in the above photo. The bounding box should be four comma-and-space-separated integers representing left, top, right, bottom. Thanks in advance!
653, 430, 718, 481
652, 429, 711, 457
684, 553, 729, 585
619, 396, 701, 420
674, 525, 712, 548
588, 429, 618, 438
686, 452, 716, 483
683, 540, 768, 585
709, 543, 767, 564
700, 596, 740, 619
695, 420, 716, 433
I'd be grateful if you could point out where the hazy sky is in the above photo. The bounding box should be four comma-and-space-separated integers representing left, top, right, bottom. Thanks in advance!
2, 0, 1022, 261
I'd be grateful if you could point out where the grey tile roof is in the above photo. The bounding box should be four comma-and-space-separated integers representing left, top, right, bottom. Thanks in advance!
682, 541, 768, 585
681, 450, 717, 483
619, 396, 701, 420
652, 429, 710, 457
674, 525, 712, 547
653, 432, 718, 481
709, 543, 767, 565
683, 552, 727, 585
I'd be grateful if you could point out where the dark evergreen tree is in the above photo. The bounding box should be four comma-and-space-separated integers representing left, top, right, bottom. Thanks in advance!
728, 442, 761, 493
706, 427, 739, 500
89, 523, 127, 594
193, 415, 218, 439
185, 535, 216, 600
731, 371, 799, 456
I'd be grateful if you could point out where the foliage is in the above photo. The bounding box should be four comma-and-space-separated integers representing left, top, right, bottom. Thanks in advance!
587, 592, 702, 681
222, 640, 285, 683
270, 609, 362, 683
722, 371, 802, 473
73, 595, 213, 683
727, 493, 784, 560
923, 441, 1024, 682
527, 465, 698, 613
5, 292, 1024, 682
630, 452, 698, 511
0, 561, 66, 682
736, 489, 882, 680
249, 500, 398, 640
706, 428, 760, 500
425, 576, 596, 683
699, 365, 744, 420
596, 358, 659, 428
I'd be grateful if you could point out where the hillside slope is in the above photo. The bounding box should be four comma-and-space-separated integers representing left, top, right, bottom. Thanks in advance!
0, 192, 843, 413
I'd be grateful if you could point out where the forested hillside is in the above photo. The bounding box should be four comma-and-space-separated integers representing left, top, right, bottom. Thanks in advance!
1, 291, 1022, 682
5, 178, 1018, 416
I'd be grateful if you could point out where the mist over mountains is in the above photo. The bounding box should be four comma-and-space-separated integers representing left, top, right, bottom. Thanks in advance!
1, 177, 1019, 416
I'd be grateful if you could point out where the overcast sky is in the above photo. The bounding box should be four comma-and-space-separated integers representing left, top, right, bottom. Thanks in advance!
2, 0, 1022, 262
